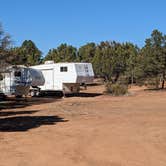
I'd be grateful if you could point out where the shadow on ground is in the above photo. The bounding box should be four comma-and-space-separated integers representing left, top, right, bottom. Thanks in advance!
0, 115, 68, 132
144, 88, 166, 91
0, 110, 38, 117
66, 92, 102, 98
0, 96, 62, 110
0, 91, 102, 110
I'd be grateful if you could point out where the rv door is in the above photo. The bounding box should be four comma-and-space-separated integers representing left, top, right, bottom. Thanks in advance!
42, 69, 54, 90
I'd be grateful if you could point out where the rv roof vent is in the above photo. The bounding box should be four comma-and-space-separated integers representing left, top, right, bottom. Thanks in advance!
44, 60, 54, 64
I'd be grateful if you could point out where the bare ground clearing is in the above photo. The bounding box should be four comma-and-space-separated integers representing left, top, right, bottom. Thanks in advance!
0, 85, 166, 166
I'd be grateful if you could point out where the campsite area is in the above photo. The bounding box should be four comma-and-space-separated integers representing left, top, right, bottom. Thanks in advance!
0, 84, 166, 166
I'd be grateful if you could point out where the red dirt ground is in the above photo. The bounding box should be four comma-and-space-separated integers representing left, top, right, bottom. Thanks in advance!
0, 85, 166, 166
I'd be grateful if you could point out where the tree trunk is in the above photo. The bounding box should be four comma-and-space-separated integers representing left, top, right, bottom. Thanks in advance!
162, 80, 165, 89
155, 78, 159, 89
131, 70, 134, 85
114, 73, 120, 83
162, 72, 165, 89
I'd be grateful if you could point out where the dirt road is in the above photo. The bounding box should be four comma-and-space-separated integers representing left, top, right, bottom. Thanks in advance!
0, 85, 166, 166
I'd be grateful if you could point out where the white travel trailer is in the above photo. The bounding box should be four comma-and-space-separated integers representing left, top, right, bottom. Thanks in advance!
31, 61, 94, 94
0, 65, 45, 97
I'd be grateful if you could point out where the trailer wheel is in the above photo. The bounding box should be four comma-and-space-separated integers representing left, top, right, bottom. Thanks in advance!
35, 91, 40, 96
30, 90, 36, 97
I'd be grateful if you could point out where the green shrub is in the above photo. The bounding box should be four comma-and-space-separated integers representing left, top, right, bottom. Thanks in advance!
105, 83, 128, 96
145, 77, 160, 89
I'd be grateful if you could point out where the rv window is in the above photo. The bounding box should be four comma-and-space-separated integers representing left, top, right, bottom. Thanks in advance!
14, 71, 21, 77
85, 65, 89, 72
60, 66, 68, 72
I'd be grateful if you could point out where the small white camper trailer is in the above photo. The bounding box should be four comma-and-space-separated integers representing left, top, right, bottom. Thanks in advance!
31, 61, 94, 94
0, 66, 45, 97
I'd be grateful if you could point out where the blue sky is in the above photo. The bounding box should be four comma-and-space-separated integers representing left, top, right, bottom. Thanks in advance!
0, 0, 166, 56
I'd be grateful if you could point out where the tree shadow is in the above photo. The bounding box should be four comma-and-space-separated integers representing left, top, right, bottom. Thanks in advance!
144, 88, 166, 91
0, 110, 38, 117
85, 83, 103, 86
66, 92, 102, 98
0, 97, 62, 110
0, 101, 29, 110
0, 115, 68, 132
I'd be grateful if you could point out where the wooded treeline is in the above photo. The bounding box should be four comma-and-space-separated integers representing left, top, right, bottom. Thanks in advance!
1, 22, 166, 89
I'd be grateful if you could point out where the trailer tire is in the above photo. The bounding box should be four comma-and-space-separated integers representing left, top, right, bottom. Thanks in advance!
55, 91, 63, 97
35, 91, 40, 97
30, 91, 36, 97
